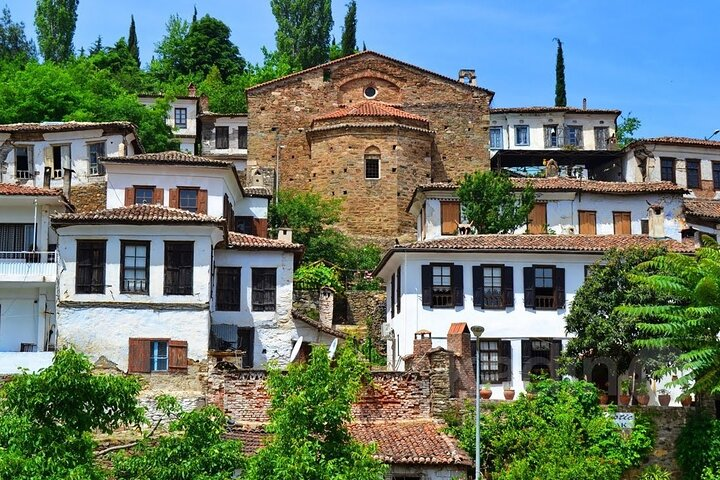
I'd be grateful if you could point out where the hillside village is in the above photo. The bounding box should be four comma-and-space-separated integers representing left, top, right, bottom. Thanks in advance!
1, 2, 720, 480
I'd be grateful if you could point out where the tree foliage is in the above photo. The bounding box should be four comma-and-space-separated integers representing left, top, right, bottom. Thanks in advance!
271, 0, 334, 69
456, 170, 535, 234
34, 0, 79, 63
245, 345, 387, 480
150, 14, 191, 83
676, 412, 720, 480
616, 114, 642, 148
183, 14, 246, 80
554, 37, 566, 107
340, 1, 357, 57
128, 15, 140, 68
0, 6, 36, 65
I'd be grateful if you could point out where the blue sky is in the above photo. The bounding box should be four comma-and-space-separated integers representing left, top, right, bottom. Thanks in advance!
6, 1, 720, 140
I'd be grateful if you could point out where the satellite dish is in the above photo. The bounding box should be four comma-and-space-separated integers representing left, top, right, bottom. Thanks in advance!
328, 338, 339, 359
289, 336, 303, 363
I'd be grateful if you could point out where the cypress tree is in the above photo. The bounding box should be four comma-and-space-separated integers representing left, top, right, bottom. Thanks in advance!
340, 0, 357, 57
192, 5, 197, 23
362, 40, 366, 51
89, 35, 102, 56
128, 15, 140, 67
554, 37, 566, 107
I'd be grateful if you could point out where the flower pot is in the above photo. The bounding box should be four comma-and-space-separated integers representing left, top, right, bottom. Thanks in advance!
480, 389, 492, 400
503, 389, 515, 400
658, 394, 671, 407
680, 396, 692, 407
618, 394, 631, 406
636, 394, 650, 406
599, 393, 609, 405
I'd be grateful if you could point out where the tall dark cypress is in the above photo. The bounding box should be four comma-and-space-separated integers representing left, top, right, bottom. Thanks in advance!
128, 15, 140, 67
192, 5, 197, 23
554, 37, 566, 107
340, 0, 357, 57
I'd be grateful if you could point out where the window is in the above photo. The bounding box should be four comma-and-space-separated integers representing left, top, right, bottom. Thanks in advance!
714, 162, 720, 190
128, 338, 188, 373
238, 126, 248, 149
15, 147, 31, 179
521, 339, 562, 380
594, 127, 609, 149
76, 240, 106, 294
252, 268, 276, 311
88, 142, 106, 175
365, 156, 380, 179
395, 266, 401, 314
515, 125, 529, 146
421, 264, 463, 308
234, 216, 254, 234
390, 273, 395, 318
474, 339, 511, 384
440, 201, 461, 235
134, 187, 155, 205
121, 241, 149, 294
151, 340, 168, 371
566, 125, 583, 147
578, 210, 597, 235
523, 265, 565, 310
641, 218, 649, 235
527, 202, 547, 234
52, 145, 70, 178
215, 126, 229, 149
489, 127, 503, 149
544, 125, 558, 147
473, 265, 513, 309
216, 267, 241, 311
686, 159, 701, 189
613, 211, 631, 235
179, 188, 198, 212
364, 86, 377, 99
164, 241, 194, 295
0, 224, 33, 253
660, 157, 676, 183
174, 108, 187, 128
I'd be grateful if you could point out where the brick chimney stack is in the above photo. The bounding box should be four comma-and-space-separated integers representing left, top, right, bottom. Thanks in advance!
447, 323, 471, 358
413, 330, 433, 357
188, 82, 197, 97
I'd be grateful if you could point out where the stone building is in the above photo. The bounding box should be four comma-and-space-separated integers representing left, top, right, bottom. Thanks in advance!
246, 50, 494, 240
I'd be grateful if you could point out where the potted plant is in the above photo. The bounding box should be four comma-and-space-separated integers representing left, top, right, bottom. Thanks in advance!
657, 388, 671, 407
599, 390, 609, 405
503, 385, 515, 400
679, 393, 693, 407
480, 383, 492, 400
635, 382, 650, 406
618, 379, 632, 406
524, 381, 536, 400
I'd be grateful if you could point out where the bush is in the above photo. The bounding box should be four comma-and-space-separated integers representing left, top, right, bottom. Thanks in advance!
293, 263, 343, 292
639, 465, 672, 480
676, 412, 720, 480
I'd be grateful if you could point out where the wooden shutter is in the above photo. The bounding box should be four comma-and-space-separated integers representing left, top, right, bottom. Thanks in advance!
153, 187, 164, 205
440, 201, 460, 235
452, 265, 464, 307
197, 189, 208, 214
390, 274, 396, 317
550, 340, 562, 378
499, 340, 512, 382
554, 268, 566, 309
502, 266, 514, 307
253, 218, 268, 238
396, 266, 401, 314
128, 338, 151, 373
169, 188, 179, 208
578, 210, 597, 235
523, 267, 535, 309
168, 340, 188, 373
613, 212, 631, 235
125, 187, 135, 206
472, 266, 484, 307
527, 203, 547, 234
421, 265, 432, 306
521, 340, 531, 381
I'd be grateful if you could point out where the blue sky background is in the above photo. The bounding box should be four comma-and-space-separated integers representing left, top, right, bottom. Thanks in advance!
5, 1, 720, 140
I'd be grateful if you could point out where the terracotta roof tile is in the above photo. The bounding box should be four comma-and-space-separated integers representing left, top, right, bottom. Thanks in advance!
491, 106, 621, 115
228, 232, 304, 252
309, 122, 434, 135
0, 121, 137, 133
509, 177, 686, 194
314, 101, 429, 123
52, 204, 223, 226
448, 323, 469, 335
0, 184, 63, 196
101, 151, 234, 167
684, 200, 720, 221
292, 311, 348, 339
242, 186, 273, 198
631, 137, 720, 149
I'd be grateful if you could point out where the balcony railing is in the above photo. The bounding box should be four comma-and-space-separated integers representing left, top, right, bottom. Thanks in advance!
0, 251, 57, 281
16, 170, 32, 179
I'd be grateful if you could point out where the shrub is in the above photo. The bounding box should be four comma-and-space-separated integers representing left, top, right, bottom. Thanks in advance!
293, 263, 343, 292
676, 412, 720, 480
639, 465, 672, 480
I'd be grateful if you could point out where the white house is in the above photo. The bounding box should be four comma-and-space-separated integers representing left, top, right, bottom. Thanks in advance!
0, 184, 71, 374
198, 113, 248, 172
139, 92, 198, 154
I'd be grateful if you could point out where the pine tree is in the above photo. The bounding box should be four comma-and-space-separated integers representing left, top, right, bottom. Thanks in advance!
0, 5, 37, 64
554, 37, 566, 107
271, 0, 333, 69
192, 5, 197, 23
128, 15, 140, 67
340, 0, 357, 57
34, 0, 79, 62
89, 35, 103, 56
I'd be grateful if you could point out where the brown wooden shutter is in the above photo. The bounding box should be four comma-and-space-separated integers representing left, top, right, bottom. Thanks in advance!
502, 266, 514, 307
499, 340, 512, 382
128, 338, 151, 373
578, 210, 597, 235
390, 274, 395, 317
253, 218, 268, 238
554, 268, 566, 309
527, 203, 547, 234
440, 201, 460, 235
452, 265, 464, 307
396, 266, 401, 314
521, 340, 531, 381
125, 187, 135, 206
613, 212, 631, 235
523, 267, 535, 309
421, 265, 432, 307
153, 187, 164, 205
169, 188, 179, 208
168, 340, 188, 373
472, 266, 484, 307
197, 189, 208, 214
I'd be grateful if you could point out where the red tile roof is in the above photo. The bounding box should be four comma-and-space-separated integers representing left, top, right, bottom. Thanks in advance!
491, 106, 621, 115
292, 311, 348, 339
447, 323, 469, 335
0, 121, 137, 133
243, 186, 273, 198
101, 151, 234, 167
52, 204, 224, 226
684, 200, 720, 221
0, 184, 63, 196
314, 101, 429, 123
630, 137, 720, 149
510, 177, 686, 194
227, 232, 304, 252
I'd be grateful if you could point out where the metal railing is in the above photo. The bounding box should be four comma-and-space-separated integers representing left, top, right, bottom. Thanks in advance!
16, 170, 32, 179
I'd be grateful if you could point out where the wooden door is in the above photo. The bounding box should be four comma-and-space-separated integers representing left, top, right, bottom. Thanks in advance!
527, 203, 547, 234
578, 210, 597, 235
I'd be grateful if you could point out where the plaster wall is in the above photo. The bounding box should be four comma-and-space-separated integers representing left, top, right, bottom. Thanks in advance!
199, 116, 248, 157
388, 465, 468, 480
234, 196, 268, 219
0, 286, 53, 352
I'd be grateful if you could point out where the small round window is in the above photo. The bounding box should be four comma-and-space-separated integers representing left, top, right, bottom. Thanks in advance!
364, 86, 377, 99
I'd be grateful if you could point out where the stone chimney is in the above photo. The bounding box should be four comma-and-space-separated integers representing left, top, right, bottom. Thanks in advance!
118, 142, 126, 157
188, 82, 197, 97
277, 227, 293, 243
648, 204, 665, 239
413, 330, 433, 357
199, 94, 210, 113
62, 167, 72, 202
319, 286, 335, 329
458, 69, 477, 86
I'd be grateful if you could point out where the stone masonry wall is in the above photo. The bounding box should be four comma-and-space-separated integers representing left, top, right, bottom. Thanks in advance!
346, 290, 386, 355
70, 182, 107, 213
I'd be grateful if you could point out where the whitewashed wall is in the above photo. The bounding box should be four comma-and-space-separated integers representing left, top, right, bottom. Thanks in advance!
201, 116, 248, 157
0, 287, 53, 352
234, 196, 269, 219
389, 465, 468, 480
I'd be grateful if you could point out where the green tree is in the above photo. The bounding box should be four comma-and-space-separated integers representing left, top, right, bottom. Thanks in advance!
128, 15, 140, 68
150, 14, 190, 83
0, 348, 144, 479
616, 114, 642, 148
182, 14, 246, 80
34, 0, 79, 62
456, 170, 535, 234
245, 345, 387, 479
554, 37, 566, 107
0, 6, 37, 64
269, 189, 343, 245
620, 239, 720, 395
271, 0, 333, 69
329, 36, 342, 60
340, 1, 357, 57
89, 35, 103, 55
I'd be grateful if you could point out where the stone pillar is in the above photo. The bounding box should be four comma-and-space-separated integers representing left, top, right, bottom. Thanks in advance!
319, 286, 335, 329
428, 348, 454, 418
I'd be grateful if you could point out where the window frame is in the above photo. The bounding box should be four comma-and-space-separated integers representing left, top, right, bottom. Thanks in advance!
87, 141, 106, 176
524, 265, 565, 311
76, 240, 107, 294
660, 157, 676, 183
215, 126, 230, 149
163, 241, 194, 296
430, 263, 454, 309
150, 340, 169, 372
566, 125, 583, 147
544, 124, 558, 148
251, 267, 277, 312
686, 158, 701, 189
713, 162, 720, 190
216, 267, 241, 311
594, 126, 609, 149
178, 187, 199, 213
52, 144, 70, 179
238, 126, 248, 149
489, 126, 503, 149
174, 107, 188, 128
578, 210, 597, 235
440, 200, 461, 235
120, 240, 150, 294
15, 146, 32, 179
364, 155, 380, 179
134, 186, 156, 205
613, 211, 632, 235
514, 125, 529, 146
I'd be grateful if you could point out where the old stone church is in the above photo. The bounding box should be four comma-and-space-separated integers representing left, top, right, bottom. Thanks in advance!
246, 51, 493, 241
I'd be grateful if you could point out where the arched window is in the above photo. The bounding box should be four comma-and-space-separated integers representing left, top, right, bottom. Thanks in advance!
364, 147, 380, 179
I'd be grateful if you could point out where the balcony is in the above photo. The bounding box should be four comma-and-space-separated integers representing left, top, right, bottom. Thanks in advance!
0, 251, 56, 283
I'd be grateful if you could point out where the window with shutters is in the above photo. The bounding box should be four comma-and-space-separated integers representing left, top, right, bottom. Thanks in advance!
76, 240, 106, 294
527, 203, 547, 234
613, 211, 631, 235
121, 241, 149, 294
164, 241, 194, 295
521, 339, 562, 380
14, 146, 31, 179
523, 265, 565, 310
128, 338, 188, 373
660, 157, 676, 182
594, 126, 609, 149
178, 188, 198, 212
134, 186, 155, 205
514, 125, 529, 146
578, 210, 597, 235
252, 267, 276, 311
471, 339, 511, 384
544, 125, 558, 148
440, 201, 461, 235
174, 108, 187, 128
713, 162, 720, 190
473, 265, 513, 309
238, 126, 248, 149
422, 264, 463, 308
566, 125, 583, 147
87, 142, 106, 175
216, 126, 229, 149
216, 267, 241, 311
151, 340, 168, 371
686, 159, 701, 189
432, 264, 454, 307
489, 127, 503, 149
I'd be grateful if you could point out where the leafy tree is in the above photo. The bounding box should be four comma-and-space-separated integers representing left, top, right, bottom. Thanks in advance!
294, 262, 343, 291
183, 14, 246, 80
150, 14, 191, 83
34, 0, 79, 62
0, 6, 37, 64
340, 1, 357, 57
0, 348, 144, 479
621, 239, 720, 395
245, 344, 387, 479
128, 15, 140, 68
616, 114, 642, 148
554, 37, 566, 107
270, 189, 343, 245
271, 0, 334, 69
329, 36, 343, 60
456, 170, 535, 234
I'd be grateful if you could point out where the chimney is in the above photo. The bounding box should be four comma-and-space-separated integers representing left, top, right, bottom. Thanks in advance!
648, 204, 665, 239
447, 323, 471, 358
413, 330, 433, 357
458, 69, 477, 86
188, 82, 197, 97
319, 286, 335, 329
199, 94, 210, 113
277, 227, 293, 243
118, 142, 126, 157
582, 97, 587, 110
62, 167, 72, 202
